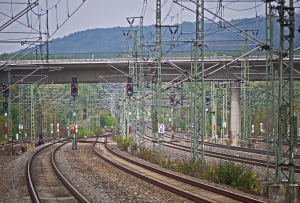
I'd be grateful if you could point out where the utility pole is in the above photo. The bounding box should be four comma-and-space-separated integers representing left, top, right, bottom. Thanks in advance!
87, 84, 90, 136
265, 1, 277, 182
71, 76, 78, 150
2, 81, 9, 155
30, 85, 35, 149
241, 31, 250, 145
38, 87, 44, 145
152, 0, 164, 154
211, 82, 217, 143
275, 0, 296, 185
7, 71, 13, 154
221, 83, 228, 140
18, 85, 24, 148
132, 30, 138, 146
139, 17, 146, 149
190, 0, 205, 162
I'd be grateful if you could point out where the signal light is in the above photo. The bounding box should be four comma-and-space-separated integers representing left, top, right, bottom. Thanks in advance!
205, 91, 210, 105
127, 77, 133, 97
71, 76, 78, 97
2, 83, 9, 97
3, 101, 8, 110
170, 92, 175, 105
170, 97, 174, 105
71, 83, 78, 97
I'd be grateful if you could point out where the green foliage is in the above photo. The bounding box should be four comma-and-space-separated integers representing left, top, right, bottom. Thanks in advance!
113, 134, 133, 150
100, 114, 115, 127
131, 148, 261, 195
201, 160, 261, 194
77, 128, 85, 137
151, 111, 158, 133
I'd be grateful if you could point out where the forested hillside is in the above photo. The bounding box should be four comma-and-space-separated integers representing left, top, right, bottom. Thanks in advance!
6, 16, 300, 55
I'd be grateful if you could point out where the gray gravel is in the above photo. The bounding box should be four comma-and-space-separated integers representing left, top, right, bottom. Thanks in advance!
0, 142, 52, 203
144, 128, 300, 181
55, 141, 193, 203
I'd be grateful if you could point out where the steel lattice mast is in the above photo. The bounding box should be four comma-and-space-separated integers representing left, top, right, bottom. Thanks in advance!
138, 17, 146, 149
190, 0, 206, 163
8, 71, 12, 143
132, 30, 138, 145
241, 31, 251, 145
275, 0, 296, 184
190, 0, 205, 162
265, 1, 277, 182
152, 0, 164, 154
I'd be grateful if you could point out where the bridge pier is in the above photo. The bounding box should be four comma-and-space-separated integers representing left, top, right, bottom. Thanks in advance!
230, 82, 240, 146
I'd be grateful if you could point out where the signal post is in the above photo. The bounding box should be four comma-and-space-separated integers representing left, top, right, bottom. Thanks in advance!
2, 83, 9, 155
71, 76, 78, 150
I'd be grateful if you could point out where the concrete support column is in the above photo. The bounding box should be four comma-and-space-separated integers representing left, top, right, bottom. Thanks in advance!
230, 82, 240, 146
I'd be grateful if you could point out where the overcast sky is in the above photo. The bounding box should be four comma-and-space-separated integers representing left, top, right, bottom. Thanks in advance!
1, 0, 298, 54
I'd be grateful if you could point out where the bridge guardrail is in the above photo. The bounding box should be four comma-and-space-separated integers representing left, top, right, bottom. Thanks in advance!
1, 51, 300, 65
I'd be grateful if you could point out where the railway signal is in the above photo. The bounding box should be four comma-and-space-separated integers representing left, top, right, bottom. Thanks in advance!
127, 76, 133, 97
2, 83, 9, 97
71, 76, 78, 150
3, 101, 8, 110
205, 91, 210, 105
170, 92, 175, 105
71, 77, 78, 97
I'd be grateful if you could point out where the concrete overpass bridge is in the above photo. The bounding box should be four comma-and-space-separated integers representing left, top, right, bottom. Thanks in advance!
1, 54, 300, 149
1, 55, 300, 84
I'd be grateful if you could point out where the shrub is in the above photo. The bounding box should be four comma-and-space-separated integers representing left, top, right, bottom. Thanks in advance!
124, 145, 262, 195
113, 134, 132, 150
174, 158, 207, 177
201, 160, 261, 194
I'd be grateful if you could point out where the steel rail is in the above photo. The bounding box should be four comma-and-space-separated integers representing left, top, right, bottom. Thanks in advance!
92, 137, 215, 203
26, 143, 55, 203
143, 127, 300, 173
93, 136, 265, 203
26, 140, 89, 203
51, 142, 90, 203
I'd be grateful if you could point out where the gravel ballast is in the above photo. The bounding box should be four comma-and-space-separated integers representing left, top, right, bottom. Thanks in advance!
0, 142, 52, 203
55, 141, 193, 202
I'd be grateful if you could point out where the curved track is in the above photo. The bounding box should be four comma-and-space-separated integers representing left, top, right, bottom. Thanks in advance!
144, 121, 300, 159
92, 136, 265, 203
26, 141, 89, 203
143, 133, 300, 173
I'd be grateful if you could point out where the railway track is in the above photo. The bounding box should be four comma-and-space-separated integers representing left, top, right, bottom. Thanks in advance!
144, 121, 300, 159
169, 132, 300, 159
0, 138, 39, 149
92, 136, 265, 203
143, 133, 300, 173
26, 140, 89, 203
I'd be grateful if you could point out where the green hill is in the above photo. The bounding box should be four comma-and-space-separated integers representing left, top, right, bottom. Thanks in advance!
4, 16, 300, 55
